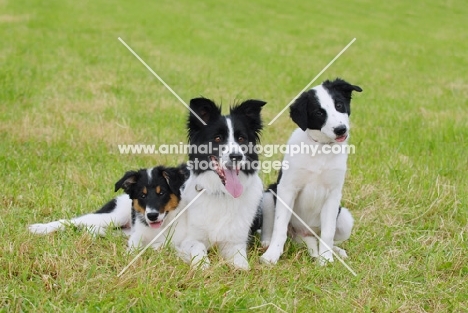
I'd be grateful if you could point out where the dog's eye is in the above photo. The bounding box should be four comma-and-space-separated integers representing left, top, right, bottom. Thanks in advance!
140, 194, 146, 199
158, 191, 165, 196
214, 136, 222, 143
335, 102, 343, 110
315, 110, 324, 116
238, 136, 245, 143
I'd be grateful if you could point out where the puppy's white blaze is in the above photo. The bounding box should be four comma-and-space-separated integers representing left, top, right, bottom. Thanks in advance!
225, 118, 241, 154
146, 169, 152, 182
313, 85, 335, 113
313, 85, 350, 141
222, 118, 244, 167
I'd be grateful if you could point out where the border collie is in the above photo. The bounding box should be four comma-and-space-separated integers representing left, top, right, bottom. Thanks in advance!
260, 78, 362, 265
29, 165, 188, 251
29, 97, 266, 270
172, 97, 266, 270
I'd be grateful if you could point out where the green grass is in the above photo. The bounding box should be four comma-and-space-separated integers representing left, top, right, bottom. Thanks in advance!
1, 0, 467, 311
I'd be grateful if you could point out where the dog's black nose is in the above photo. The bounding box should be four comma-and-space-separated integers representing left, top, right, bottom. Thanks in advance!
146, 212, 159, 221
229, 152, 243, 161
334, 125, 347, 136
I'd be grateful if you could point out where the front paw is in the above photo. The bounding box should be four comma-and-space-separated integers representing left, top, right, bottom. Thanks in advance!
192, 257, 210, 270
333, 246, 348, 259
126, 245, 140, 254
318, 251, 334, 266
151, 242, 164, 251
232, 257, 249, 270
260, 248, 281, 265
261, 240, 270, 249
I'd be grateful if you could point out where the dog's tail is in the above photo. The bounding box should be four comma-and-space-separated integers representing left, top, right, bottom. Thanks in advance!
28, 195, 132, 236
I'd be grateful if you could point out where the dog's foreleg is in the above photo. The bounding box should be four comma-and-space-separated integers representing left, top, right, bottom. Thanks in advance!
177, 240, 210, 270
219, 242, 249, 270
294, 235, 319, 258
260, 191, 276, 248
318, 195, 341, 265
127, 229, 144, 252
260, 185, 297, 264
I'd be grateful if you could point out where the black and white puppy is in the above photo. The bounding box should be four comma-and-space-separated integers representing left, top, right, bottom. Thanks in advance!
29, 97, 266, 270
260, 78, 362, 265
29, 165, 188, 251
173, 97, 266, 270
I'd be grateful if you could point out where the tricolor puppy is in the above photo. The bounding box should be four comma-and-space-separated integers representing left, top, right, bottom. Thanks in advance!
172, 97, 266, 270
260, 78, 362, 265
29, 165, 188, 251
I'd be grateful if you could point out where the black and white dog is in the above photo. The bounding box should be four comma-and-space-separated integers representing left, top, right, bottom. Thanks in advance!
30, 97, 266, 270
172, 97, 266, 270
29, 165, 188, 251
260, 78, 362, 265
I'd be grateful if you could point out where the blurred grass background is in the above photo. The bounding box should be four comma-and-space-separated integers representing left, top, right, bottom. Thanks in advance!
1, 0, 467, 311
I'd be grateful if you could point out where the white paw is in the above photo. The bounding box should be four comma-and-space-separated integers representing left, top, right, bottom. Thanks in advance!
28, 222, 60, 234
85, 226, 106, 237
151, 242, 164, 251
192, 257, 210, 270
261, 240, 270, 248
308, 248, 319, 258
333, 246, 348, 259
318, 251, 334, 266
232, 258, 249, 270
126, 245, 140, 254
260, 248, 281, 265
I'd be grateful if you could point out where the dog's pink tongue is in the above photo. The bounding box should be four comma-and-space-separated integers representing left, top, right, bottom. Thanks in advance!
224, 169, 243, 198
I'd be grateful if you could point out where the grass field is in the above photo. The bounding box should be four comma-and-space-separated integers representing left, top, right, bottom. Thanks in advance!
1, 0, 467, 311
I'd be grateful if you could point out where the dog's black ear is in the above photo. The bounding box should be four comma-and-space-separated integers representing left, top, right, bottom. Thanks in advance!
231, 100, 266, 121
162, 166, 188, 196
115, 170, 140, 193
324, 78, 362, 116
178, 163, 191, 181
290, 92, 311, 131
231, 99, 266, 138
188, 97, 222, 126
325, 78, 362, 99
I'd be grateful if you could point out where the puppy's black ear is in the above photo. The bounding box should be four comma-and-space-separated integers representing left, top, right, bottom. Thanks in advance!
162, 166, 189, 196
326, 78, 362, 99
178, 163, 191, 181
290, 92, 310, 131
188, 97, 222, 126
115, 170, 139, 193
231, 99, 266, 139
231, 100, 266, 120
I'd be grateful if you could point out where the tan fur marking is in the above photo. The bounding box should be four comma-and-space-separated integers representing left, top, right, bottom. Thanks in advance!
164, 194, 180, 212
142, 187, 147, 195
156, 186, 161, 194
132, 199, 145, 214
